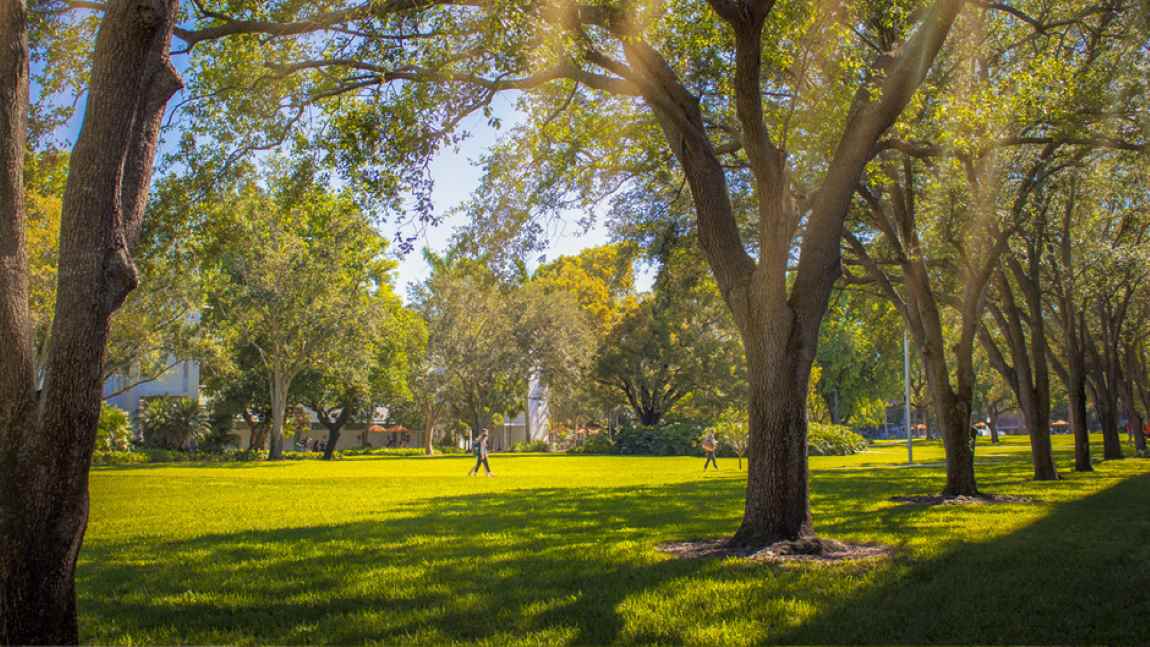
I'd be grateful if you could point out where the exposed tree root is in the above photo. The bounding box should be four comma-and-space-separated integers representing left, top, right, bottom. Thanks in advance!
658, 537, 892, 563
889, 493, 1036, 506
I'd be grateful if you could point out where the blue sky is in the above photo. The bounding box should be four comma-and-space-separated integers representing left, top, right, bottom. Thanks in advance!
391, 93, 617, 295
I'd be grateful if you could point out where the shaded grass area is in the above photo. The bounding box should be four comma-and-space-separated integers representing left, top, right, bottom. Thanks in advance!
80, 435, 1150, 645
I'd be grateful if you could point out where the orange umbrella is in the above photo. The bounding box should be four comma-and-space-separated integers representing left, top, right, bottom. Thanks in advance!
1051, 420, 1069, 427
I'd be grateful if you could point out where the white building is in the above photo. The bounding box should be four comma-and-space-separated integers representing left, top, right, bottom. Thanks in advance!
103, 359, 200, 419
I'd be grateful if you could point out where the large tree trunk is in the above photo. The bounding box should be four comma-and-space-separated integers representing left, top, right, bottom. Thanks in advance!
910, 251, 979, 496
0, 2, 39, 641
0, 1, 181, 642
268, 370, 290, 460
926, 358, 978, 496
732, 311, 813, 546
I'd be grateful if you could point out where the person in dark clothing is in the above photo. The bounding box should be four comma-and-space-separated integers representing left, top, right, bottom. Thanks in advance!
703, 431, 719, 471
468, 429, 494, 477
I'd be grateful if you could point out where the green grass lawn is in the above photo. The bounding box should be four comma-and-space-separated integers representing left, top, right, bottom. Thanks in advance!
81, 435, 1150, 645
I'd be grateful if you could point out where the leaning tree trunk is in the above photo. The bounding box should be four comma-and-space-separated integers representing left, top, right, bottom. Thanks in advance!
0, 1, 182, 642
910, 269, 979, 496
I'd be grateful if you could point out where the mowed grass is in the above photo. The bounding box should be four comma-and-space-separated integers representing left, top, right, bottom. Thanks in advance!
81, 435, 1150, 645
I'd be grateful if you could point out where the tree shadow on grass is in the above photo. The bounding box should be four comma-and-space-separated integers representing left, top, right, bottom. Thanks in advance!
781, 473, 1150, 645
78, 479, 747, 644
78, 450, 1150, 644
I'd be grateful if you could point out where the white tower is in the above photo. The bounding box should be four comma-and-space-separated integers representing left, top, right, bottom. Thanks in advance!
525, 372, 550, 442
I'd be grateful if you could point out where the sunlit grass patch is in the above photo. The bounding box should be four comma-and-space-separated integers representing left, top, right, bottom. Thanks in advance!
80, 435, 1150, 644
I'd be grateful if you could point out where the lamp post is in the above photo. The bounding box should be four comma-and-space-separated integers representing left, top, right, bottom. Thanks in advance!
904, 329, 913, 464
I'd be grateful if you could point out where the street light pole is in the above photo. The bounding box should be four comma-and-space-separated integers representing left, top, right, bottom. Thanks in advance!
904, 329, 913, 464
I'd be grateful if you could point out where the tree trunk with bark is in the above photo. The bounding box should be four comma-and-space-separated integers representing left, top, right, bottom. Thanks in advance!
0, 2, 37, 638
268, 368, 294, 460
1049, 189, 1093, 471
987, 401, 1001, 444
981, 257, 1058, 481
731, 297, 815, 546
421, 405, 437, 455
1120, 344, 1147, 455
925, 349, 979, 495
1090, 378, 1123, 459
613, 0, 963, 546
1086, 321, 1125, 460
314, 403, 352, 461
0, 1, 182, 642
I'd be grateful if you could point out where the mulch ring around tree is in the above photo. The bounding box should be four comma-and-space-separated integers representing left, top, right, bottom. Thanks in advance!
658, 537, 893, 563
888, 493, 1037, 506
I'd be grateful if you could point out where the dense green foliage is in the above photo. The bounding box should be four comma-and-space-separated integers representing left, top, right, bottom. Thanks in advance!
510, 440, 552, 453
80, 436, 1150, 644
140, 397, 210, 451
807, 423, 870, 457
90, 449, 323, 465
95, 404, 131, 453
614, 420, 710, 456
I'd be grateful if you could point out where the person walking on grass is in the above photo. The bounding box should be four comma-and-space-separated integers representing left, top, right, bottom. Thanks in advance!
468, 429, 494, 477
703, 431, 719, 471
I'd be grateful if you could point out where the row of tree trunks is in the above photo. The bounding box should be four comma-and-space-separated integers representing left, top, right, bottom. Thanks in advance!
847, 152, 984, 497
981, 246, 1059, 481
0, 1, 183, 642
1085, 297, 1127, 460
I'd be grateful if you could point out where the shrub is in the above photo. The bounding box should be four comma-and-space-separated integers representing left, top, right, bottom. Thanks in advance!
615, 419, 708, 456
340, 446, 467, 457
91, 450, 148, 465
510, 440, 551, 453
341, 447, 424, 457
808, 422, 868, 456
202, 402, 241, 452
566, 432, 616, 455
96, 403, 132, 452
141, 396, 210, 450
